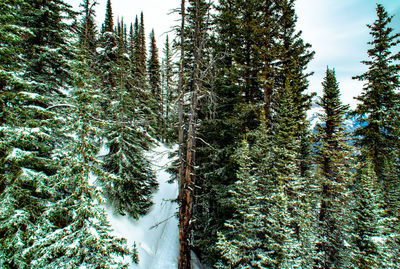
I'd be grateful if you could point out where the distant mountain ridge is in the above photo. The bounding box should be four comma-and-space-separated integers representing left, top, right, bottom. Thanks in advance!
307, 103, 361, 134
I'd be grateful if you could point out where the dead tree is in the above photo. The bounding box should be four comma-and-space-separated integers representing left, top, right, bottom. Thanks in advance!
178, 0, 209, 268
178, 0, 189, 267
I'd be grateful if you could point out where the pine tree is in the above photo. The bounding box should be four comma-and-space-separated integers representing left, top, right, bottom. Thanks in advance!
21, 0, 77, 94
147, 29, 163, 139
352, 4, 400, 201
96, 5, 158, 218
161, 35, 176, 142
216, 128, 298, 268
194, 1, 314, 264
128, 23, 135, 60
0, 0, 133, 267
137, 12, 147, 89
349, 158, 390, 268
178, 0, 213, 267
132, 16, 140, 77
148, 29, 161, 102
78, 0, 98, 56
102, 0, 114, 33
268, 83, 316, 268
0, 0, 30, 126
314, 68, 353, 268
352, 6, 400, 262
116, 17, 127, 55
275, 0, 315, 178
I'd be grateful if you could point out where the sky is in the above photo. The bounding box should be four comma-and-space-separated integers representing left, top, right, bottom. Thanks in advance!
296, 0, 400, 107
69, 0, 400, 107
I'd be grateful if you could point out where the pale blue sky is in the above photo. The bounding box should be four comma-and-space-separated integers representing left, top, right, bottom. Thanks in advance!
70, 0, 400, 106
296, 0, 400, 106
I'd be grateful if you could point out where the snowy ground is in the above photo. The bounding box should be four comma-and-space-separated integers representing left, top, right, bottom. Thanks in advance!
104, 144, 179, 269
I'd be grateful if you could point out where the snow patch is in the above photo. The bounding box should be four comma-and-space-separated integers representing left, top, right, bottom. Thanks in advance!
371, 236, 385, 244
19, 91, 40, 99
105, 144, 179, 269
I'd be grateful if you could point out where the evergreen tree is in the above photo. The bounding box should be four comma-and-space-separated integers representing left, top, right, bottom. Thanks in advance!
132, 16, 141, 77
0, 0, 134, 267
177, 0, 214, 266
352, 6, 400, 262
0, 0, 30, 125
161, 35, 176, 141
102, 0, 114, 33
275, 0, 315, 178
352, 4, 400, 201
194, 0, 314, 264
268, 84, 316, 268
216, 127, 298, 268
116, 17, 127, 55
314, 68, 353, 268
78, 0, 98, 56
349, 158, 390, 268
128, 23, 135, 60
137, 12, 147, 89
21, 0, 77, 94
148, 29, 161, 103
96, 3, 158, 218
147, 29, 163, 139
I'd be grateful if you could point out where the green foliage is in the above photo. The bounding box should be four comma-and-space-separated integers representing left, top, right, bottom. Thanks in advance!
352, 4, 400, 196
161, 35, 177, 142
194, 0, 315, 264
96, 6, 158, 219
351, 6, 400, 265
313, 68, 353, 268
21, 0, 77, 93
0, 0, 152, 267
78, 0, 98, 55
216, 88, 316, 267
348, 159, 390, 268
102, 0, 114, 33
147, 29, 163, 139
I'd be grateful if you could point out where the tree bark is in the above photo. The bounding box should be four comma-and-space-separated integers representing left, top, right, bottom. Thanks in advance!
178, 0, 189, 268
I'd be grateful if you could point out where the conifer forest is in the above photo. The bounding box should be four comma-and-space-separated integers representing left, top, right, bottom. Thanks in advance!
2, 0, 400, 268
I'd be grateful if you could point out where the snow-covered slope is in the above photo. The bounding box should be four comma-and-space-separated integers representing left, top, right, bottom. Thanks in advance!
307, 103, 324, 129
104, 145, 179, 268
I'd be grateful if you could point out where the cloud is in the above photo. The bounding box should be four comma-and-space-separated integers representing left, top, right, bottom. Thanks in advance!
296, 0, 400, 106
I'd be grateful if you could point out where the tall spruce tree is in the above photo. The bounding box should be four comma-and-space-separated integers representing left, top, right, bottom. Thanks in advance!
314, 68, 353, 268
137, 12, 147, 89
148, 29, 161, 104
349, 158, 390, 268
216, 122, 298, 268
161, 35, 176, 141
194, 0, 271, 262
275, 0, 315, 178
178, 0, 213, 267
147, 29, 163, 139
128, 23, 135, 60
352, 4, 400, 202
102, 0, 113, 33
352, 6, 400, 261
78, 0, 98, 56
268, 83, 316, 268
96, 3, 158, 219
217, 81, 316, 268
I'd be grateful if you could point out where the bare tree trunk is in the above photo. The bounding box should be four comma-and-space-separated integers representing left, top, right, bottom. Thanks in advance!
178, 0, 189, 268
179, 1, 206, 268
